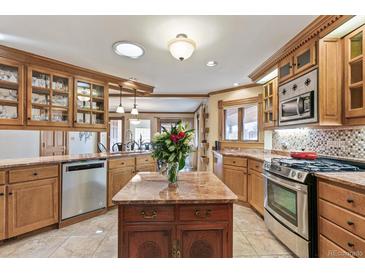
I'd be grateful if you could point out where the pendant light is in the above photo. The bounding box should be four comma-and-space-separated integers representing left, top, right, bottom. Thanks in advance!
116, 85, 125, 113
131, 88, 139, 115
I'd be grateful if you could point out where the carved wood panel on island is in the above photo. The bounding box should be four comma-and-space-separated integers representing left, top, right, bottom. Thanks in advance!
112, 172, 237, 258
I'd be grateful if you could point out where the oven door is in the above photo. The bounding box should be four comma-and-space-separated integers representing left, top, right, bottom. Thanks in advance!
264, 172, 309, 240
279, 90, 316, 125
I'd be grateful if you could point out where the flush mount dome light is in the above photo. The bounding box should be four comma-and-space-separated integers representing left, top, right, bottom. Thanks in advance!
113, 41, 144, 59
168, 34, 196, 61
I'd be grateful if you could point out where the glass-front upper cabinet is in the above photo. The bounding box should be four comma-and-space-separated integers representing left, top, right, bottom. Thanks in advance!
74, 78, 107, 129
262, 77, 278, 128
293, 42, 316, 75
344, 25, 365, 118
27, 66, 73, 126
278, 56, 294, 83
0, 57, 24, 125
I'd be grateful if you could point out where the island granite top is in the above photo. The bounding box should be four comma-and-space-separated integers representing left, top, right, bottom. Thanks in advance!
112, 171, 238, 205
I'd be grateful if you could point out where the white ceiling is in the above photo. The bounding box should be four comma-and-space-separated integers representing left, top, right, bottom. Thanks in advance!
0, 15, 316, 94
109, 96, 204, 113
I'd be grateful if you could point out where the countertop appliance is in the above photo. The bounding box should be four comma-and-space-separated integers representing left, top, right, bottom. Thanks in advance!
263, 157, 364, 258
62, 159, 107, 220
279, 69, 318, 126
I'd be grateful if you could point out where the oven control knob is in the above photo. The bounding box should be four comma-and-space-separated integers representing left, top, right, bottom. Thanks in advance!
297, 172, 303, 179
292, 84, 297, 90
291, 171, 297, 177
305, 78, 311, 86
282, 89, 287, 95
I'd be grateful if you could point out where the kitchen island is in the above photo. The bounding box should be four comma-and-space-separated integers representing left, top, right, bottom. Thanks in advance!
112, 171, 237, 258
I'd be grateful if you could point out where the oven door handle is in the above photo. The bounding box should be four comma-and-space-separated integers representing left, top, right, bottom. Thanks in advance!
296, 97, 301, 116
263, 173, 308, 193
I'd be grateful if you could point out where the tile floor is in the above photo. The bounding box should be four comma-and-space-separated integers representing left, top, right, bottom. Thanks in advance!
0, 204, 293, 258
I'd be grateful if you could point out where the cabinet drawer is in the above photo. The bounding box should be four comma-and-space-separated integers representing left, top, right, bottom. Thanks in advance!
319, 235, 353, 258
248, 159, 263, 173
109, 157, 135, 169
318, 180, 365, 216
136, 155, 154, 166
224, 157, 247, 167
319, 199, 365, 240
320, 217, 365, 258
179, 204, 230, 222
9, 165, 58, 184
123, 205, 175, 222
0, 171, 5, 185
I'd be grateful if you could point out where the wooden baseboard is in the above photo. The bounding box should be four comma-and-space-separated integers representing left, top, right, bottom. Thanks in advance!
58, 208, 107, 228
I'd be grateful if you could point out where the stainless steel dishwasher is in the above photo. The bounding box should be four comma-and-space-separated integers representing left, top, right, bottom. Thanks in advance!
62, 159, 107, 220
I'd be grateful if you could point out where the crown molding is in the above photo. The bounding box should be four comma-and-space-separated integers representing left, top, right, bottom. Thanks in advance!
208, 83, 261, 96
248, 15, 354, 82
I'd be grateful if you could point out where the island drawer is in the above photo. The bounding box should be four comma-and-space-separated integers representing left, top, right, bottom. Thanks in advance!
136, 156, 154, 166
9, 165, 59, 184
318, 180, 365, 216
0, 171, 5, 185
319, 217, 365, 258
319, 199, 365, 240
248, 159, 263, 173
223, 157, 247, 168
123, 205, 175, 222
319, 235, 353, 258
179, 204, 230, 221
109, 157, 135, 169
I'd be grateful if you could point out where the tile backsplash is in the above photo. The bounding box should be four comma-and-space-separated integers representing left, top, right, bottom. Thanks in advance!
272, 127, 365, 160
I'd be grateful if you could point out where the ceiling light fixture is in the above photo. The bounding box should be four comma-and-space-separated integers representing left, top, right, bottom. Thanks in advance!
233, 83, 240, 87
113, 41, 144, 59
206, 61, 218, 67
168, 33, 196, 61
116, 85, 125, 114
131, 88, 139, 115
129, 77, 137, 81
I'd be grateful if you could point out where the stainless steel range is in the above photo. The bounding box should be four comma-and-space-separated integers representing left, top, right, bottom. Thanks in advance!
279, 69, 318, 126
263, 158, 363, 258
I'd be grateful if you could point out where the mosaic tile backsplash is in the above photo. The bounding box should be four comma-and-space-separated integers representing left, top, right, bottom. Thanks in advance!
272, 127, 365, 160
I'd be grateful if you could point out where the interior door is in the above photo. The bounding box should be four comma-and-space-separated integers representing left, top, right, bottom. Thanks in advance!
40, 131, 68, 156
0, 185, 5, 240
177, 224, 227, 258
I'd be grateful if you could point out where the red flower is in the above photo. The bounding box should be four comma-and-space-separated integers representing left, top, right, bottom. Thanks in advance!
178, 131, 185, 139
170, 134, 178, 143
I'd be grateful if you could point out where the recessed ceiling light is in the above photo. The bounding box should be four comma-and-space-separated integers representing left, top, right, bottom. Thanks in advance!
233, 83, 240, 87
113, 41, 144, 59
129, 77, 137, 81
206, 61, 218, 67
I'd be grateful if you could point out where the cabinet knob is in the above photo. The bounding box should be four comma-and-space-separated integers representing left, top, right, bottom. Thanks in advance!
8, 192, 13, 195
347, 220, 354, 226
0, 193, 4, 196
33, 172, 38, 176
347, 198, 354, 203
347, 242, 355, 248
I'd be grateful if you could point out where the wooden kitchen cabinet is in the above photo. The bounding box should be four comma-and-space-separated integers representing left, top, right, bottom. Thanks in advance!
0, 57, 25, 126
278, 56, 294, 83
7, 177, 59, 237
122, 224, 174, 258
319, 38, 343, 125
177, 223, 228, 258
27, 66, 73, 127
262, 78, 278, 128
108, 165, 135, 207
136, 164, 156, 172
223, 164, 247, 202
248, 168, 264, 216
0, 185, 5, 240
74, 77, 108, 129
344, 25, 365, 119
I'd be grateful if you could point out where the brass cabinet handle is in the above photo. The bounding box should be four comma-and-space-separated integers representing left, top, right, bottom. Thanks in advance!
195, 209, 212, 219
172, 240, 181, 258
140, 209, 157, 219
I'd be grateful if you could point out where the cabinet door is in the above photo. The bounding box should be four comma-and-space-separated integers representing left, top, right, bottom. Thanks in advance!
344, 26, 365, 118
278, 56, 294, 82
177, 224, 228, 258
136, 164, 156, 172
0, 186, 5, 240
108, 167, 135, 207
293, 42, 317, 75
223, 165, 247, 201
122, 225, 174, 258
7, 178, 59, 237
248, 170, 264, 216
0, 57, 24, 126
263, 78, 278, 128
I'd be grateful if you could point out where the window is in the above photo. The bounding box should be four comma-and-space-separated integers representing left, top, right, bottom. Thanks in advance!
160, 121, 178, 132
130, 119, 151, 143
242, 105, 258, 141
224, 108, 239, 140
109, 119, 123, 151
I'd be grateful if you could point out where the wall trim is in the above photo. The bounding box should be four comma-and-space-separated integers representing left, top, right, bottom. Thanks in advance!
208, 83, 261, 96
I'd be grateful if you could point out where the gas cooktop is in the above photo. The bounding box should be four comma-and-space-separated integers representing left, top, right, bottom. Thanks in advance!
271, 158, 362, 172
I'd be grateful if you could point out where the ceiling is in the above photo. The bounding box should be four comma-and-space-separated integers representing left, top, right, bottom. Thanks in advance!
0, 15, 316, 94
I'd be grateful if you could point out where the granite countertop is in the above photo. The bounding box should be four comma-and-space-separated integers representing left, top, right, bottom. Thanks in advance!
213, 149, 288, 162
315, 172, 365, 191
0, 151, 152, 169
112, 171, 238, 205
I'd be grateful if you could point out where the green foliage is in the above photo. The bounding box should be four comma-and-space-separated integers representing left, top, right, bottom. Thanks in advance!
151, 121, 195, 171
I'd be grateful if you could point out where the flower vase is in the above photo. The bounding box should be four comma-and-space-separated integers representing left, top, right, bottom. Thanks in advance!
167, 162, 179, 187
